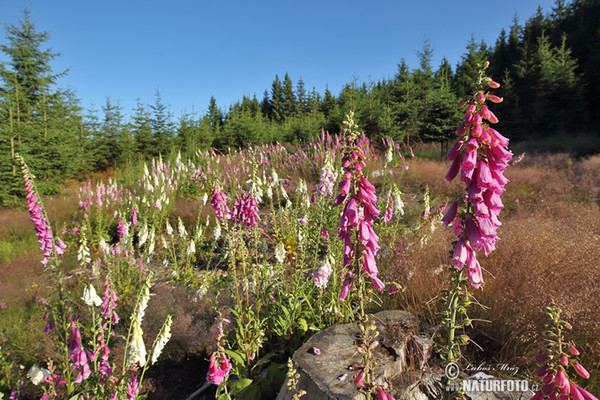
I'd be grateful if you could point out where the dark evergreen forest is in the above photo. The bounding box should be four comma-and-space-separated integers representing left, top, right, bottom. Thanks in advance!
1, 0, 599, 206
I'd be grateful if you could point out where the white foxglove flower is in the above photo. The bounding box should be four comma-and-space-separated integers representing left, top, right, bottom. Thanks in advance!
99, 237, 110, 255
139, 223, 149, 246
178, 218, 187, 238
127, 322, 147, 367
201, 192, 209, 205
151, 315, 172, 364
275, 242, 286, 264
82, 284, 102, 307
280, 185, 289, 200
134, 279, 151, 325
385, 146, 393, 166
187, 240, 196, 255
213, 223, 221, 240
77, 236, 91, 266
393, 185, 404, 216
194, 226, 203, 241
27, 364, 50, 385
147, 231, 156, 255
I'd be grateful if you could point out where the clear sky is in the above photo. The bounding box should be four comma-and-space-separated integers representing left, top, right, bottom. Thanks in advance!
1, 0, 559, 119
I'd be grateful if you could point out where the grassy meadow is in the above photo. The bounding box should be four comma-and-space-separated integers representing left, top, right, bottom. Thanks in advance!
0, 135, 599, 399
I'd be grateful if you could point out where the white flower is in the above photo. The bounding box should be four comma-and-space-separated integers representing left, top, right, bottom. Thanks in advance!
27, 364, 50, 385
201, 192, 209, 205
187, 240, 196, 255
213, 223, 221, 240
134, 280, 151, 325
128, 322, 147, 367
139, 223, 149, 246
385, 146, 393, 166
275, 242, 286, 264
147, 231, 156, 255
151, 315, 172, 364
77, 235, 91, 266
99, 237, 110, 255
194, 226, 203, 241
393, 185, 404, 216
296, 179, 307, 196
178, 218, 187, 238
165, 221, 173, 237
82, 284, 102, 307
280, 185, 289, 200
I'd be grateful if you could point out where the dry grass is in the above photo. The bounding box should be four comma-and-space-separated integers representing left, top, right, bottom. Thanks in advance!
387, 153, 600, 380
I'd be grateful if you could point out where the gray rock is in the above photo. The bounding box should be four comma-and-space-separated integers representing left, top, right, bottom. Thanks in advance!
277, 310, 536, 400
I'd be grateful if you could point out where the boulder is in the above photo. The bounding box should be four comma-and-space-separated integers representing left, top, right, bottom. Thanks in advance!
277, 310, 535, 400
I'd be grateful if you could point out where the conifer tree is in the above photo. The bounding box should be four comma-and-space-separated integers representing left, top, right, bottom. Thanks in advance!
282, 73, 297, 118
150, 88, 174, 157
131, 99, 152, 160
0, 9, 78, 203
270, 75, 285, 123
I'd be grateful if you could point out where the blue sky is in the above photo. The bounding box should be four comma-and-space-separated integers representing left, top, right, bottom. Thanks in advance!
2, 0, 559, 119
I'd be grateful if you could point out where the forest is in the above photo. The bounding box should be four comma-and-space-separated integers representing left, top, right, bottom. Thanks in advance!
0, 0, 599, 205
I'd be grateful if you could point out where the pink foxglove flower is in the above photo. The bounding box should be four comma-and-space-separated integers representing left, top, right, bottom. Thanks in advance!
127, 376, 139, 399
231, 193, 260, 229
335, 116, 384, 300
211, 185, 231, 221
206, 352, 230, 385
311, 260, 332, 288
575, 363, 590, 379
19, 157, 57, 266
68, 322, 91, 385
444, 71, 511, 288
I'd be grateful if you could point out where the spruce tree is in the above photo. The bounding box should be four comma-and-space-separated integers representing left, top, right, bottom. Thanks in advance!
131, 99, 152, 161
150, 88, 174, 157
270, 75, 285, 123
0, 9, 78, 203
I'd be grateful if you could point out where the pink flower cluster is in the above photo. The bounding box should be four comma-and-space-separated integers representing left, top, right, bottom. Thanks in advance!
335, 142, 384, 300
232, 193, 260, 229
117, 219, 128, 239
442, 76, 511, 288
101, 275, 119, 324
311, 260, 332, 289
316, 154, 336, 197
532, 343, 597, 400
211, 185, 231, 221
206, 351, 232, 386
68, 321, 91, 385
22, 162, 65, 265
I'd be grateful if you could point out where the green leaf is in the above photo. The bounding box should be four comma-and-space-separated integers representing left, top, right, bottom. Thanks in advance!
297, 318, 308, 333
224, 349, 246, 367
252, 351, 276, 370
227, 377, 253, 396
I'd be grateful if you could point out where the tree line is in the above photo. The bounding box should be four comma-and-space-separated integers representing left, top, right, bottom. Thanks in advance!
1, 0, 599, 205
